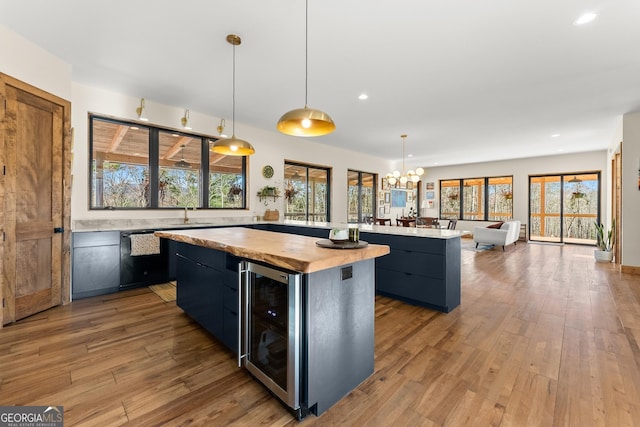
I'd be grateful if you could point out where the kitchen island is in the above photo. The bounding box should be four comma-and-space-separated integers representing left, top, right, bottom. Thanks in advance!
155, 227, 389, 419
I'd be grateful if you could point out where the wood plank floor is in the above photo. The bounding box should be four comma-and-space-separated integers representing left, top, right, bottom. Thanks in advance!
1, 240, 639, 426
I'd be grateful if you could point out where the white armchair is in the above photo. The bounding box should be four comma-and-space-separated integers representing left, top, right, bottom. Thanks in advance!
473, 220, 521, 251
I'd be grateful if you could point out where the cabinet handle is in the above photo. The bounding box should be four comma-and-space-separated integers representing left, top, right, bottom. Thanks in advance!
238, 261, 249, 367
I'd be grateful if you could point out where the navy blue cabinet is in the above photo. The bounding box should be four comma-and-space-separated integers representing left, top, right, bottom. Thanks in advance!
175, 242, 239, 351
362, 231, 460, 312
72, 231, 121, 299
271, 225, 461, 312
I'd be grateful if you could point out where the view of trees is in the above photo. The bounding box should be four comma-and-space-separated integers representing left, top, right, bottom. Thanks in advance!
530, 174, 598, 243
94, 161, 243, 209
347, 171, 375, 223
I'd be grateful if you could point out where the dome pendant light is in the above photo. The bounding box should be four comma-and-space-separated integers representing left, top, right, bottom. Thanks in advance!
174, 145, 191, 169
386, 134, 424, 186
276, 0, 335, 137
211, 34, 255, 156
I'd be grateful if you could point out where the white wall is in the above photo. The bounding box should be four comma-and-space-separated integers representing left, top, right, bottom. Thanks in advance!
416, 151, 609, 234
622, 112, 640, 268
71, 83, 392, 225
0, 25, 72, 100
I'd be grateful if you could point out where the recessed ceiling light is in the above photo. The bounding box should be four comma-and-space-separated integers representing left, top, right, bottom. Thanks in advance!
551, 134, 560, 138
358, 93, 368, 100
408, 154, 413, 158
574, 12, 597, 26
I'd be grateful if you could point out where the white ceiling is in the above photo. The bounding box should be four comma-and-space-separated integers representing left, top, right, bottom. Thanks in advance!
2, 0, 639, 167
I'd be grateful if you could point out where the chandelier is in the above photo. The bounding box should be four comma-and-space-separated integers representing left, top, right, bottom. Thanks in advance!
386, 134, 424, 186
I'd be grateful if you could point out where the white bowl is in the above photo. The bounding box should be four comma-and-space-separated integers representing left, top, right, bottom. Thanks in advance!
328, 228, 349, 242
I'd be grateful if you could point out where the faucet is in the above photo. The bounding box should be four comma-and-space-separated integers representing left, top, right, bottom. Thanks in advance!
184, 205, 196, 224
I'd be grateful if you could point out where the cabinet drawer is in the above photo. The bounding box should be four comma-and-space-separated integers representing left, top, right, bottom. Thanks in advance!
376, 268, 445, 307
222, 307, 238, 352
361, 232, 445, 254
223, 284, 238, 311
176, 242, 224, 269
376, 249, 444, 279
73, 231, 120, 248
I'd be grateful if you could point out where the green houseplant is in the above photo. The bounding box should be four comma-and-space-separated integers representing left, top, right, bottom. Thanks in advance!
594, 218, 615, 262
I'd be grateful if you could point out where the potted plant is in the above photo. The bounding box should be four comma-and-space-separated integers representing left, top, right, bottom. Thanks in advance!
257, 185, 281, 206
284, 182, 298, 202
594, 219, 615, 262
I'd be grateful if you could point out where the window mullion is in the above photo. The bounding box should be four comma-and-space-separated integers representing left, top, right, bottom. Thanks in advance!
149, 128, 159, 208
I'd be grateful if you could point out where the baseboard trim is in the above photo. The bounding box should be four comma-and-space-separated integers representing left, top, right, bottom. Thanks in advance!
621, 264, 640, 275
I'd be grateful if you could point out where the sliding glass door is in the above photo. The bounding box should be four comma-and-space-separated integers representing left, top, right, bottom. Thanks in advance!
529, 173, 600, 244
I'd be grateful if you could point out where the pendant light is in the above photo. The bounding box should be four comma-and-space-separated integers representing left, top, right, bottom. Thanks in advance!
174, 145, 191, 169
276, 0, 335, 137
386, 134, 424, 186
211, 34, 255, 156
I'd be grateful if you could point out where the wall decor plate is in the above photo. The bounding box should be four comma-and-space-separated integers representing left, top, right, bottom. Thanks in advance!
262, 165, 274, 178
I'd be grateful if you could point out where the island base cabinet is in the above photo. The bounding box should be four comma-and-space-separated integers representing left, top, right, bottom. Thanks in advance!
173, 241, 378, 419
305, 259, 375, 416
175, 253, 223, 339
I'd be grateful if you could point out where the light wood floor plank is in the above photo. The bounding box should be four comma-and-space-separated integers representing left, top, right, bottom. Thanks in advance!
1, 240, 638, 426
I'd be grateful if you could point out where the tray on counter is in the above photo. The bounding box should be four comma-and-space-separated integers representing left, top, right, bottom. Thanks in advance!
315, 239, 369, 249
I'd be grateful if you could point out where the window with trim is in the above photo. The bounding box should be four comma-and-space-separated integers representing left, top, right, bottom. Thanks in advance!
284, 161, 331, 222
90, 115, 247, 209
440, 176, 513, 220
347, 170, 376, 223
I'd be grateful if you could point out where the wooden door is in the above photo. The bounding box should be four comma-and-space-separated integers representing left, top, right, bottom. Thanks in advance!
613, 147, 622, 264
0, 74, 71, 325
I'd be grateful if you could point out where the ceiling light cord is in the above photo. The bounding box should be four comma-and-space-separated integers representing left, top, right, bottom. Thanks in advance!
232, 41, 237, 137
275, 0, 335, 136
304, 0, 308, 108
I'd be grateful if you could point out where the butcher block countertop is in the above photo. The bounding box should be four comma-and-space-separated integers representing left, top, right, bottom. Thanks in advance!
155, 227, 390, 274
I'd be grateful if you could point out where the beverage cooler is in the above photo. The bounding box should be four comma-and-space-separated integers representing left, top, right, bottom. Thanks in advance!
238, 261, 305, 418
238, 258, 375, 420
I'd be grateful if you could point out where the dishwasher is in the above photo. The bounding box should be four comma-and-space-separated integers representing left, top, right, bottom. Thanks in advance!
120, 230, 170, 289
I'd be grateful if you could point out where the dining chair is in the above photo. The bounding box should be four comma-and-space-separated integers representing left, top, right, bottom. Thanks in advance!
447, 219, 458, 230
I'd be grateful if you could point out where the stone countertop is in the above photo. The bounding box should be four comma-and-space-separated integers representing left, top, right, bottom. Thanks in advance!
73, 217, 469, 239
282, 220, 468, 240
155, 227, 390, 274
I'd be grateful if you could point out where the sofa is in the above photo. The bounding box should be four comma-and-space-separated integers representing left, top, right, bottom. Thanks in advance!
473, 219, 521, 251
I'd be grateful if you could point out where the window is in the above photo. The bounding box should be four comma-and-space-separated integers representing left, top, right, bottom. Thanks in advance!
158, 131, 200, 207
90, 115, 247, 209
440, 176, 513, 220
209, 144, 246, 209
440, 180, 461, 220
284, 162, 331, 222
347, 170, 376, 223
529, 173, 600, 244
487, 176, 513, 221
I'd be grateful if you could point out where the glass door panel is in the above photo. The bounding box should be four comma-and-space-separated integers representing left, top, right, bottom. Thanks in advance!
563, 174, 598, 244
529, 173, 599, 244
530, 176, 561, 242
